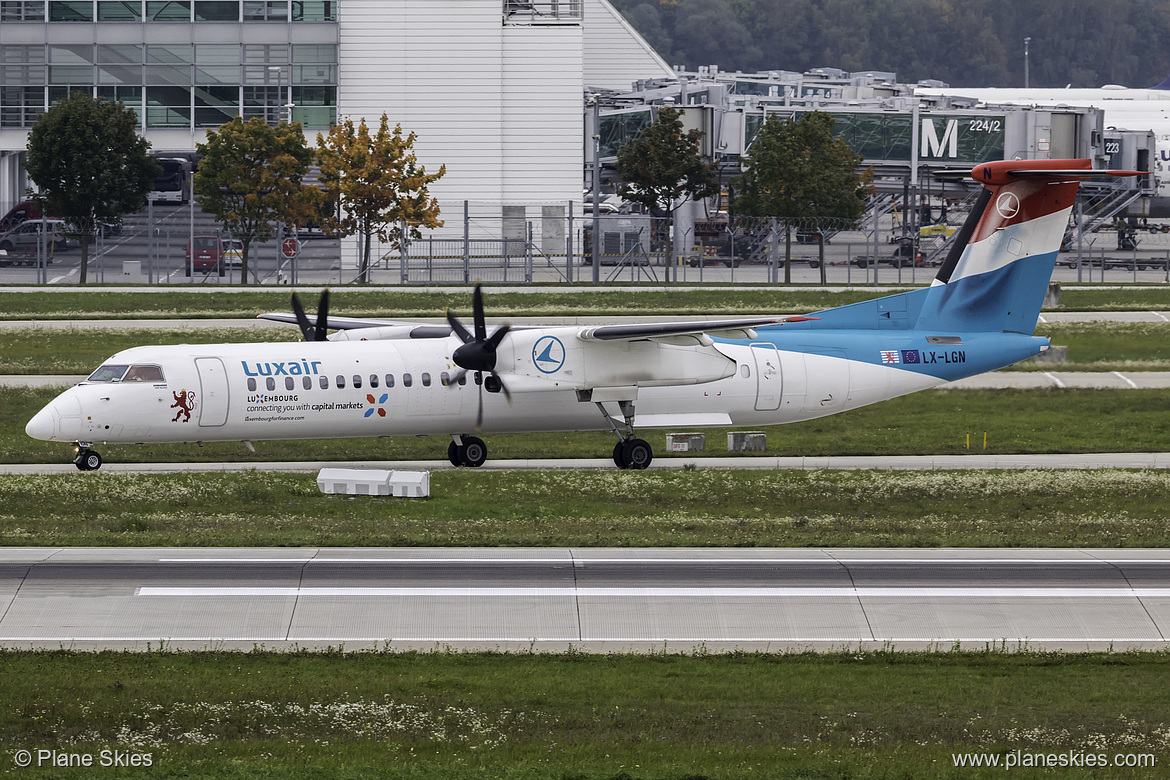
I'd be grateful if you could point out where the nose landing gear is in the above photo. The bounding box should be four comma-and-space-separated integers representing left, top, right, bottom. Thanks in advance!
73, 444, 103, 471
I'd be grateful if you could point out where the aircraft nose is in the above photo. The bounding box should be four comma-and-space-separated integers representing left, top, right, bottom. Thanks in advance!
25, 404, 57, 441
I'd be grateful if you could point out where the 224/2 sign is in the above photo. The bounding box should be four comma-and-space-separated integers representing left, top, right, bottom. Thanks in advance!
969, 118, 1002, 134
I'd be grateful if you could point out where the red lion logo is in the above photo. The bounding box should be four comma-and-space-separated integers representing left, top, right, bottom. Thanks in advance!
171, 389, 196, 422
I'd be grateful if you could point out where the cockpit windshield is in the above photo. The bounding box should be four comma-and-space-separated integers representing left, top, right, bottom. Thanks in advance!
88, 364, 129, 382
123, 364, 165, 382
87, 363, 166, 383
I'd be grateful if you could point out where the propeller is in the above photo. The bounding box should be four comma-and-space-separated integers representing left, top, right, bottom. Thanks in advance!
446, 283, 512, 429
290, 288, 330, 341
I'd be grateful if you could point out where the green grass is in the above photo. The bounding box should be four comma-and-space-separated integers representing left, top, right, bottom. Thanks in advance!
0, 650, 1167, 779
0, 288, 898, 320
3, 468, 1170, 547
6, 387, 1170, 465
3, 284, 1170, 321
0, 327, 299, 374
1013, 321, 1170, 371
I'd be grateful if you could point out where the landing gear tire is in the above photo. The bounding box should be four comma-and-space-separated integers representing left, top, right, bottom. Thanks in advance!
615, 438, 652, 470
612, 441, 625, 468
451, 436, 487, 468
74, 448, 102, 471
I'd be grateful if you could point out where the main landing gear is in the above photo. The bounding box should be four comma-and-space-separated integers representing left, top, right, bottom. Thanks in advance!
73, 443, 102, 471
597, 400, 653, 470
448, 435, 488, 468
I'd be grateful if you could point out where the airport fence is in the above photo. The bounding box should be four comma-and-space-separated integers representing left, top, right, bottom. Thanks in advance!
4, 198, 1170, 285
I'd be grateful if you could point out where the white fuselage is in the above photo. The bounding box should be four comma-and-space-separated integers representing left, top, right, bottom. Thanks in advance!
27, 337, 942, 446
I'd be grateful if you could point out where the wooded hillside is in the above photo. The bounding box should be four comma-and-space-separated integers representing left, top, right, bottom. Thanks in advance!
610, 0, 1170, 88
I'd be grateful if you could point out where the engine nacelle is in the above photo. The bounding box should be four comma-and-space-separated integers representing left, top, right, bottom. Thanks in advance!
497, 328, 737, 390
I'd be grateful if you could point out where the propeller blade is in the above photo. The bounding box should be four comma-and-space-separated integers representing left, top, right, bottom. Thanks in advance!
486, 323, 511, 349
446, 369, 467, 389
475, 381, 484, 431
494, 373, 513, 405
314, 288, 330, 342
472, 283, 487, 343
446, 309, 473, 344
290, 291, 314, 341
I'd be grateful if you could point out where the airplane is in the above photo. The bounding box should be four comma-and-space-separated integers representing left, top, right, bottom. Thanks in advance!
26, 158, 1138, 472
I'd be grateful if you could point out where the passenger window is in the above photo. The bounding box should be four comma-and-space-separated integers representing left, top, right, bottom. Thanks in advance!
369, 374, 379, 388
352, 374, 362, 389
285, 377, 294, 391
247, 378, 256, 391
422, 372, 431, 387
124, 364, 164, 382
385, 374, 394, 387
266, 377, 276, 391
319, 375, 329, 389
403, 373, 413, 388
458, 373, 467, 386
302, 376, 312, 390
336, 375, 345, 389
440, 371, 450, 387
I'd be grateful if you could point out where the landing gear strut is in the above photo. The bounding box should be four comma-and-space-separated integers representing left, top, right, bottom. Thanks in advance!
597, 400, 653, 470
448, 435, 488, 468
73, 443, 102, 471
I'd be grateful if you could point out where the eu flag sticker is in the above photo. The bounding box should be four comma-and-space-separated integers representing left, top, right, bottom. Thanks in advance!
901, 349, 921, 364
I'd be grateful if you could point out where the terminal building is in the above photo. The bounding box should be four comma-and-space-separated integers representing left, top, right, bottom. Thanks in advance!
587, 67, 1159, 259
0, 7, 1162, 267
0, 0, 672, 252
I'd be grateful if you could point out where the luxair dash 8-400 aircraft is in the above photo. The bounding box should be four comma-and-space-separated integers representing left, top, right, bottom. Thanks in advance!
27, 159, 1138, 471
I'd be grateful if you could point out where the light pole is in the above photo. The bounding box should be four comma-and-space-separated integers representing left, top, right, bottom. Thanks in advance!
590, 94, 600, 283
267, 65, 288, 124
1024, 37, 1031, 88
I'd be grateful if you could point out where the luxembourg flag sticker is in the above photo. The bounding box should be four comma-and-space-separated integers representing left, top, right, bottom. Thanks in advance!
880, 350, 900, 364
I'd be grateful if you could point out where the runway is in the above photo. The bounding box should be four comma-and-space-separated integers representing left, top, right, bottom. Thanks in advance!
3, 547, 1170, 652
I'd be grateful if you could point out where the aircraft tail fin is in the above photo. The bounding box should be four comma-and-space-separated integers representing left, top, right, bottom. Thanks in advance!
916, 159, 1139, 333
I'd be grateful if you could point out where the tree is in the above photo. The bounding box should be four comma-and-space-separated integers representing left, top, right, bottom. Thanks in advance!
734, 111, 867, 283
316, 115, 446, 284
194, 116, 317, 285
25, 92, 158, 285
615, 106, 718, 281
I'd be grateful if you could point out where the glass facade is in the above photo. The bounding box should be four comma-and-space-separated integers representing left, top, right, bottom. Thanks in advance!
0, 3, 338, 129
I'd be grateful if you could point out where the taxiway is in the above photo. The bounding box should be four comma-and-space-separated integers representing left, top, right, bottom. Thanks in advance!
2, 548, 1168, 652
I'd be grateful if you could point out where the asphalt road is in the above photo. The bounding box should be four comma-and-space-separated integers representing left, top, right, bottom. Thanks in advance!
2, 547, 1168, 651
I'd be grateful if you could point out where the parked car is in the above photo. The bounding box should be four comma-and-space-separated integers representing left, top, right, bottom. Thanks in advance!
852, 238, 923, 268
0, 219, 69, 265
186, 235, 224, 276
0, 200, 46, 232
222, 238, 244, 268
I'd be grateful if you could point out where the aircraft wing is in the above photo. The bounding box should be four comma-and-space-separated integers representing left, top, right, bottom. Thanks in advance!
258, 312, 816, 342
577, 315, 816, 341
257, 312, 433, 330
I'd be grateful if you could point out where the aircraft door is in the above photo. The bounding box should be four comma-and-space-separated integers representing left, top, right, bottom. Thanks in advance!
195, 357, 229, 427
751, 344, 782, 411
